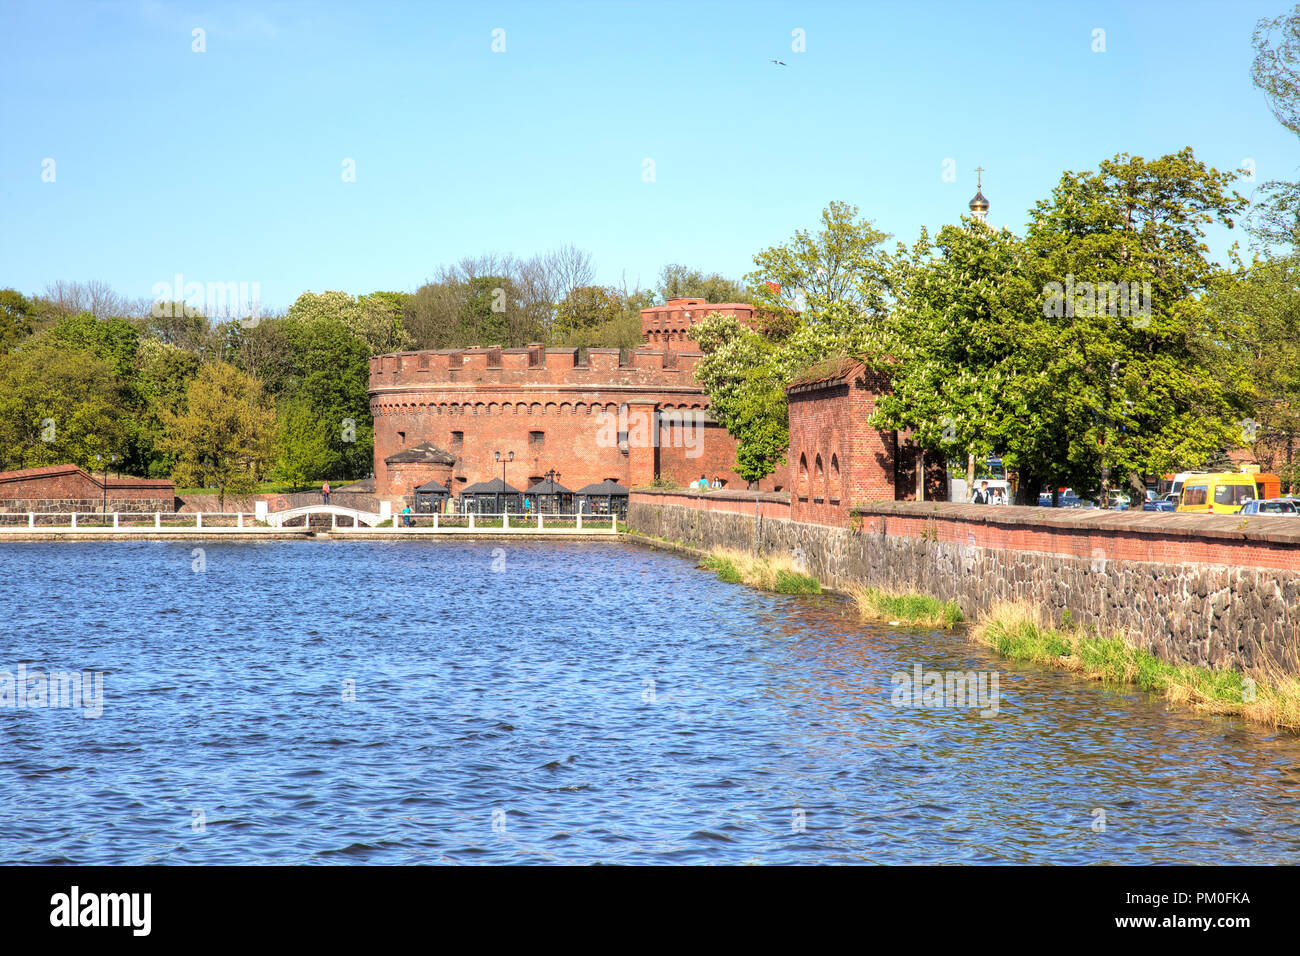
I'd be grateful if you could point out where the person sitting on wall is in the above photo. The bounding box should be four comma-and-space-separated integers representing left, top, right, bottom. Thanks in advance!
971, 481, 989, 504
695, 474, 708, 491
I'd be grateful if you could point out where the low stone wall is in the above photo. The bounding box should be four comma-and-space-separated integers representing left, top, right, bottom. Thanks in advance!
626, 492, 1300, 673
0, 496, 175, 514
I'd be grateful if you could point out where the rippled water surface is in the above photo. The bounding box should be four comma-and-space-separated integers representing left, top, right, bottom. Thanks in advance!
1, 539, 1299, 864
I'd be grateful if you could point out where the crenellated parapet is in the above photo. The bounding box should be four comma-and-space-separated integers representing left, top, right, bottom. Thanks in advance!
369, 345, 704, 392
639, 298, 755, 351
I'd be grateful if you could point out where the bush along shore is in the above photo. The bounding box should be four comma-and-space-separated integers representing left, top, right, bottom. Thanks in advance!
971, 601, 1300, 733
689, 542, 1300, 733
848, 584, 964, 628
698, 549, 821, 595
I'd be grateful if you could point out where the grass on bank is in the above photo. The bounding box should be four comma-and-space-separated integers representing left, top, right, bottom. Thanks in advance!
699, 549, 821, 595
972, 601, 1300, 732
847, 584, 964, 629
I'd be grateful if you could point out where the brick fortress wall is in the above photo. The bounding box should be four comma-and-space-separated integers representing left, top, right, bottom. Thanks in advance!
0, 465, 175, 513
786, 360, 947, 525
369, 340, 789, 502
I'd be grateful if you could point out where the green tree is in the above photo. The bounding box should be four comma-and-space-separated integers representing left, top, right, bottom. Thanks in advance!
0, 289, 35, 354
870, 150, 1247, 504
746, 200, 894, 318
270, 396, 338, 491
1210, 252, 1300, 490
691, 202, 895, 480
288, 290, 412, 357
553, 285, 623, 341
692, 314, 789, 482
130, 339, 201, 477
1021, 149, 1247, 501
280, 316, 373, 479
0, 340, 129, 470
43, 312, 141, 382
1249, 5, 1300, 247
867, 222, 1059, 497
161, 361, 276, 508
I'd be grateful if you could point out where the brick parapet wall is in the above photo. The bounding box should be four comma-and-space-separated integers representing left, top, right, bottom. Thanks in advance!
630, 488, 791, 520
626, 497, 1300, 672
853, 501, 1300, 573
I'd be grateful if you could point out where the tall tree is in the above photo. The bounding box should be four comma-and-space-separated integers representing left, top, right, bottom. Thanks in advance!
1020, 149, 1247, 502
280, 315, 373, 479
270, 396, 337, 491
692, 201, 895, 480
0, 289, 34, 354
0, 340, 129, 471
746, 200, 894, 317
1210, 252, 1300, 490
160, 362, 276, 508
691, 314, 789, 483
1249, 5, 1300, 247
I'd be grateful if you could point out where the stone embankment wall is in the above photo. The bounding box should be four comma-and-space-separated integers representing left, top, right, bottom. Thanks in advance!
627, 492, 1300, 673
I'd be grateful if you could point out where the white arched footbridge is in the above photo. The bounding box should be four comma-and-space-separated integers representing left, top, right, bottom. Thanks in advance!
265, 504, 385, 528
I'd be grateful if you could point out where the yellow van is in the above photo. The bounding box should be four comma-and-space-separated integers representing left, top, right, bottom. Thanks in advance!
1175, 472, 1258, 514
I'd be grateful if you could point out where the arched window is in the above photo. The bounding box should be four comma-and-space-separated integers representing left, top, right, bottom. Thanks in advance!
798, 454, 809, 500
830, 454, 841, 502
814, 455, 825, 502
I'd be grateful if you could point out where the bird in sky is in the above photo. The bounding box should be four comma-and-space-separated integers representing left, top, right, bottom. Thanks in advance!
771, 59, 787, 66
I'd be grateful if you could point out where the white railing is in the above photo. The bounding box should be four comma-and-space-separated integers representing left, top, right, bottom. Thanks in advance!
0, 510, 622, 532
0, 512, 260, 529
387, 510, 621, 532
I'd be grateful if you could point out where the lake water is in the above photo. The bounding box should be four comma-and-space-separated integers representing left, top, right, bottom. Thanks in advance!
2, 539, 1298, 864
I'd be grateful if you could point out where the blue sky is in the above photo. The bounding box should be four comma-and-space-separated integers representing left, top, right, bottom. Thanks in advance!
1, 0, 1295, 311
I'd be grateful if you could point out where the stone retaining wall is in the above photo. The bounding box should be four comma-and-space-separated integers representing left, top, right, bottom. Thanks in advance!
626, 492, 1300, 673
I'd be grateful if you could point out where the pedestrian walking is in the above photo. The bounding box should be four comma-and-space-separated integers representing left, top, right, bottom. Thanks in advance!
322, 481, 331, 505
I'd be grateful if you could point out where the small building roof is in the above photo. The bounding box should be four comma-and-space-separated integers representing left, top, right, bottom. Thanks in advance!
414, 480, 449, 494
787, 356, 869, 391
384, 442, 456, 465
461, 477, 523, 495
526, 478, 574, 495
576, 480, 629, 496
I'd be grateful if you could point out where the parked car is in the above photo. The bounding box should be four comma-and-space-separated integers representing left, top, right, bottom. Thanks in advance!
1239, 498, 1300, 516
1037, 488, 1095, 508
1142, 499, 1176, 512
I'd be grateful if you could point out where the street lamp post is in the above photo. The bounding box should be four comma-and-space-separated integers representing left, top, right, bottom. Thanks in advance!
493, 450, 514, 513
96, 453, 117, 522
544, 468, 561, 514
